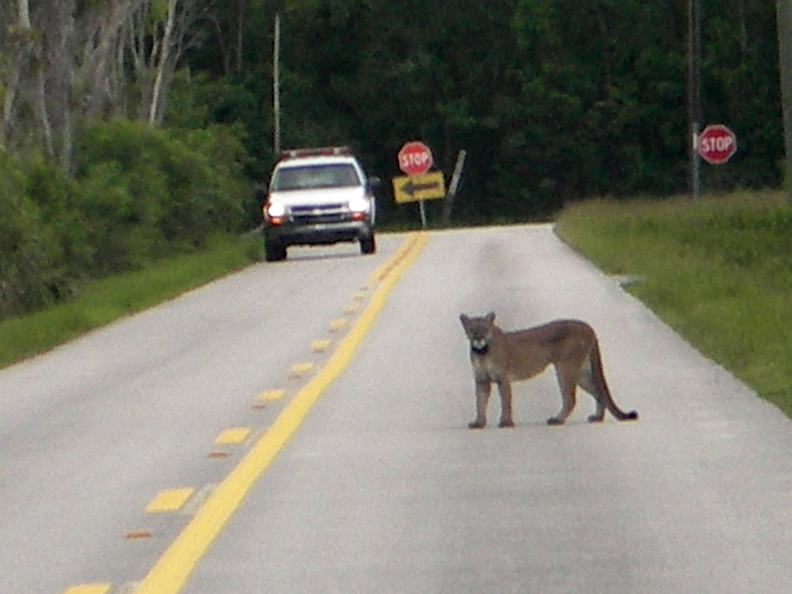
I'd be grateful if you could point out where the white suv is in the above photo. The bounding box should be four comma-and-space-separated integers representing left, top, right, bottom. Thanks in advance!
261, 147, 378, 261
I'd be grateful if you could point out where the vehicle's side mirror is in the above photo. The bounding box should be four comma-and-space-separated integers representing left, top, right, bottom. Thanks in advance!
368, 176, 382, 188
254, 182, 267, 202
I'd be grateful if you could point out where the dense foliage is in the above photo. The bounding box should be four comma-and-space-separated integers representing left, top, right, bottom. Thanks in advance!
0, 122, 248, 319
0, 0, 784, 318
188, 0, 782, 222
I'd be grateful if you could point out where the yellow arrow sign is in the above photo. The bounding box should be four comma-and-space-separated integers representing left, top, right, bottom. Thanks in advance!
392, 172, 446, 204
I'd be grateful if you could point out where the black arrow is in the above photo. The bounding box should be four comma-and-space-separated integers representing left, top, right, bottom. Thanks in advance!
401, 179, 441, 196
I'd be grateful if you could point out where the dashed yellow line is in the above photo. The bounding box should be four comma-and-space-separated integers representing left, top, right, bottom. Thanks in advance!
133, 232, 428, 594
62, 585, 112, 594
328, 319, 347, 332
311, 339, 331, 352
214, 428, 251, 445
288, 362, 314, 378
258, 388, 285, 401
145, 488, 195, 513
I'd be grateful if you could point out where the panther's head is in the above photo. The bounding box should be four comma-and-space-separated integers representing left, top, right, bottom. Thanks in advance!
459, 311, 496, 355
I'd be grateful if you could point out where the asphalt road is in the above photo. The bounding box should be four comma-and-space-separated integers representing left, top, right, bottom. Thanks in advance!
3, 225, 792, 594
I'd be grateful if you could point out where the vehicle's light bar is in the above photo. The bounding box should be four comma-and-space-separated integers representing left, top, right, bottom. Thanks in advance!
279, 146, 351, 160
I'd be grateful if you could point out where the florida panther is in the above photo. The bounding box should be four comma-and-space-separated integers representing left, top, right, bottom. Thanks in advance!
460, 312, 639, 428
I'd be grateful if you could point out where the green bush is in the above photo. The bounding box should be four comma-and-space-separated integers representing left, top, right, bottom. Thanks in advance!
24, 157, 91, 277
0, 118, 251, 321
0, 151, 61, 317
75, 119, 248, 255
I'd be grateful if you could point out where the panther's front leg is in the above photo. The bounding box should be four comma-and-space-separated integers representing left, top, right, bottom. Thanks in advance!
496, 378, 515, 428
469, 379, 491, 429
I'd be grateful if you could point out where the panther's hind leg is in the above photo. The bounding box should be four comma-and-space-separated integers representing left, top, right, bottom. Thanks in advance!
577, 365, 606, 423
588, 342, 639, 422
548, 365, 577, 425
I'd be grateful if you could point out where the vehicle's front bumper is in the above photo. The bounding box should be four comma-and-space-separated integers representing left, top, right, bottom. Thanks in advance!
264, 220, 373, 247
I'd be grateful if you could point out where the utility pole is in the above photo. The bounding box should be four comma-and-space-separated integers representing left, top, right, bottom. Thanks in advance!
273, 12, 281, 154
777, 0, 792, 204
687, 0, 702, 199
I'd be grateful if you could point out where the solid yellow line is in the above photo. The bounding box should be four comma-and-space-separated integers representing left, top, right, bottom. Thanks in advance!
134, 232, 428, 594
369, 233, 418, 283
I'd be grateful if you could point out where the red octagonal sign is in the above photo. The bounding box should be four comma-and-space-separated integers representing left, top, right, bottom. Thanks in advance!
697, 124, 737, 165
398, 141, 433, 176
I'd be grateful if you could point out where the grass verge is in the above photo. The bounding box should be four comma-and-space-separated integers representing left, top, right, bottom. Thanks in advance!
555, 190, 792, 419
0, 234, 261, 370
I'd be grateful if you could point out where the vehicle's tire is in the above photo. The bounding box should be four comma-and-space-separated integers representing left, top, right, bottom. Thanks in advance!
264, 240, 287, 262
360, 234, 376, 255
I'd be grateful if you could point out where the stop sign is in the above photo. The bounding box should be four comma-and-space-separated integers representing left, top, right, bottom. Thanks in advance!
697, 124, 737, 165
398, 141, 433, 175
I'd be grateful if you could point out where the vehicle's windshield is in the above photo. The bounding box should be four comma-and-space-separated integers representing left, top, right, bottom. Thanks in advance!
272, 164, 360, 191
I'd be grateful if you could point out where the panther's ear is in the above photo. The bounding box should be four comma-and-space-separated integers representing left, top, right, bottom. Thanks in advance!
486, 311, 496, 322
459, 313, 469, 327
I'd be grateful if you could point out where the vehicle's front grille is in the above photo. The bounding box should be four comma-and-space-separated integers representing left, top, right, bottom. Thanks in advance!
290, 204, 351, 225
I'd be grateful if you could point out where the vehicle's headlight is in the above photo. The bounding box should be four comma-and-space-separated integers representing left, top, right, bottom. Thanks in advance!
266, 202, 287, 218
348, 196, 370, 213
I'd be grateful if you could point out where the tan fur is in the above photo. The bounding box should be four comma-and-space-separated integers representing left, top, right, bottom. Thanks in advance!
459, 311, 638, 428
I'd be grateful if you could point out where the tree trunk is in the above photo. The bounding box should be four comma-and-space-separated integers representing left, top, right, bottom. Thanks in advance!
149, 0, 178, 126
82, 0, 139, 119
235, 0, 245, 73
40, 0, 75, 170
2, 0, 34, 144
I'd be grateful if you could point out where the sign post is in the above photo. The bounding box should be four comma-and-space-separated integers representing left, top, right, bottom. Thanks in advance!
442, 149, 467, 224
395, 141, 436, 227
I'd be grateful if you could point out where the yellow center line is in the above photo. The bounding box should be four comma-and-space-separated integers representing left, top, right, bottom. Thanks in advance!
133, 232, 427, 594
258, 388, 285, 401
369, 233, 417, 283
328, 319, 347, 332
62, 585, 112, 594
288, 362, 314, 377
214, 428, 252, 445
144, 488, 195, 514
311, 339, 332, 352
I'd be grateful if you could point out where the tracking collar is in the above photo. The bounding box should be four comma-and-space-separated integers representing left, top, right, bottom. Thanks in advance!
471, 343, 490, 356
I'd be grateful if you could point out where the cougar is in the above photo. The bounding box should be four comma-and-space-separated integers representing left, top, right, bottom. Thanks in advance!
459, 312, 638, 428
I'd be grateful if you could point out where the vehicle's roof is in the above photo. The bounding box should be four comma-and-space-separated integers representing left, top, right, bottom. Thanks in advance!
275, 155, 359, 169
